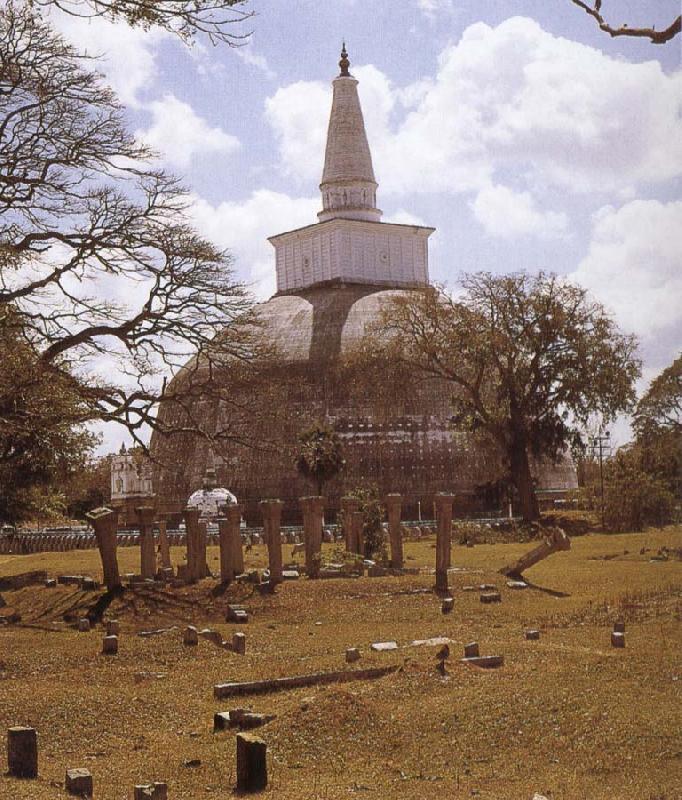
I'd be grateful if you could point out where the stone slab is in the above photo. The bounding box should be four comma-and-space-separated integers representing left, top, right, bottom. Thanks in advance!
65, 767, 93, 797
461, 655, 504, 668
370, 641, 398, 652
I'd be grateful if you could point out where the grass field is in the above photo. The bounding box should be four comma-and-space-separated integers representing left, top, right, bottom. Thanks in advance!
0, 526, 680, 799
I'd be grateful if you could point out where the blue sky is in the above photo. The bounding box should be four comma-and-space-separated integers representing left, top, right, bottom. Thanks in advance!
50, 1, 682, 452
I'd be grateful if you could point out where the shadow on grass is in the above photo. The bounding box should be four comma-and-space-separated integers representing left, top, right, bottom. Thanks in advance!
522, 579, 571, 598
85, 585, 125, 624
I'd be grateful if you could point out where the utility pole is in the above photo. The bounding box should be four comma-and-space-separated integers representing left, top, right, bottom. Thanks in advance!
590, 431, 611, 530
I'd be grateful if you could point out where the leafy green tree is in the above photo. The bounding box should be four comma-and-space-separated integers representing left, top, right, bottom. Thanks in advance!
359, 273, 640, 521
294, 422, 345, 496
0, 311, 96, 524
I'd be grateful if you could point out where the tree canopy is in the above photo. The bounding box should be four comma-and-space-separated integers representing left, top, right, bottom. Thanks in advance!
31, 0, 253, 44
0, 3, 264, 453
358, 272, 640, 521
294, 423, 345, 496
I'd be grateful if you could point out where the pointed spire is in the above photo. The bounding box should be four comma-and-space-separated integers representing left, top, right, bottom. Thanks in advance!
339, 41, 350, 77
318, 45, 382, 224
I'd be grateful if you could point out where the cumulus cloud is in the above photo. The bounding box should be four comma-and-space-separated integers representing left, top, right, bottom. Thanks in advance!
571, 199, 682, 365
51, 11, 167, 107
472, 183, 569, 239
139, 94, 240, 168
265, 17, 682, 202
190, 190, 319, 298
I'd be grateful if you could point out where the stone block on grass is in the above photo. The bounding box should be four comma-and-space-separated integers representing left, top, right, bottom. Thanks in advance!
236, 733, 267, 793
611, 632, 625, 648
463, 642, 480, 658
345, 647, 360, 663
480, 592, 501, 604
525, 630, 541, 641
7, 726, 38, 778
441, 597, 454, 614
65, 767, 93, 797
102, 635, 118, 655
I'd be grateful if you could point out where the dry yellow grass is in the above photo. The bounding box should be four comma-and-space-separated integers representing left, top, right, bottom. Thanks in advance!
0, 526, 680, 799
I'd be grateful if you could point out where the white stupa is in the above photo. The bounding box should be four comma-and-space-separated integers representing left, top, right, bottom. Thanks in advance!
186, 465, 237, 519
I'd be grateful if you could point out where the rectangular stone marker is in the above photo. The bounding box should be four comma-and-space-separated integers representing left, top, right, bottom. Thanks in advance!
102, 635, 118, 655
236, 733, 268, 793
7, 726, 38, 778
480, 591, 502, 604
525, 630, 541, 640
134, 783, 167, 800
461, 655, 504, 668
611, 631, 625, 648
78, 618, 91, 632
65, 767, 93, 797
106, 620, 120, 636
214, 711, 232, 731
441, 597, 454, 614
613, 620, 625, 633
434, 493, 455, 594
232, 632, 246, 655
506, 580, 528, 589
385, 493, 404, 569
370, 641, 398, 652
282, 570, 300, 580
226, 605, 249, 623
463, 642, 480, 658
345, 647, 360, 663
183, 625, 198, 646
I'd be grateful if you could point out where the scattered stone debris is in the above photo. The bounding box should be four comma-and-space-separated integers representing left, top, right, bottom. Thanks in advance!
226, 604, 249, 623
371, 641, 398, 652
282, 569, 300, 580
461, 655, 504, 668
506, 580, 528, 589
0, 571, 47, 591
214, 665, 399, 698
44, 579, 57, 589
65, 767, 93, 797
480, 591, 502, 604
133, 672, 168, 684
410, 637, 452, 649
138, 626, 178, 638
214, 709, 276, 732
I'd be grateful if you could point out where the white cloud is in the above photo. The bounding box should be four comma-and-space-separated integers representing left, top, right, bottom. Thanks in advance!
472, 183, 569, 238
265, 17, 682, 202
416, 0, 455, 19
139, 94, 240, 168
190, 190, 319, 298
51, 11, 167, 107
235, 45, 276, 79
571, 199, 682, 359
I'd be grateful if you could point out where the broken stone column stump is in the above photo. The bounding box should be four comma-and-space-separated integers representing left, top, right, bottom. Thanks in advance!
525, 630, 541, 641
300, 496, 325, 578
345, 647, 360, 663
134, 783, 168, 800
236, 732, 268, 793
184, 625, 199, 646
340, 496, 361, 555
86, 506, 121, 590
225, 504, 244, 576
232, 632, 246, 655
441, 597, 454, 614
65, 767, 93, 797
106, 619, 120, 636
78, 618, 91, 632
7, 726, 38, 778
102, 635, 118, 655
613, 620, 625, 633
463, 642, 480, 658
611, 631, 625, 648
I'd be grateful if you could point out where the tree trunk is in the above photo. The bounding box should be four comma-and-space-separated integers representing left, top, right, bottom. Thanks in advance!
509, 434, 540, 522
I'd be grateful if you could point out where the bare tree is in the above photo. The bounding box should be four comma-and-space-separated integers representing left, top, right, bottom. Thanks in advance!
569, 1, 681, 45
31, 0, 254, 45
0, 4, 269, 454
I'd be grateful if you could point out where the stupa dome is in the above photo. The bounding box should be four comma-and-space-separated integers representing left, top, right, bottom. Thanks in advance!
186, 466, 237, 519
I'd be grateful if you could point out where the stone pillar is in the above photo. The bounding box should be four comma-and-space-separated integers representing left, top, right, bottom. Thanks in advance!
7, 726, 38, 778
500, 527, 571, 578
136, 506, 156, 579
433, 493, 455, 594
157, 518, 171, 570
385, 493, 403, 569
198, 520, 209, 579
350, 510, 365, 557
226, 504, 244, 576
300, 496, 324, 578
87, 508, 121, 590
260, 500, 283, 585
183, 508, 203, 581
340, 496, 361, 554
217, 517, 234, 584
236, 733, 267, 793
